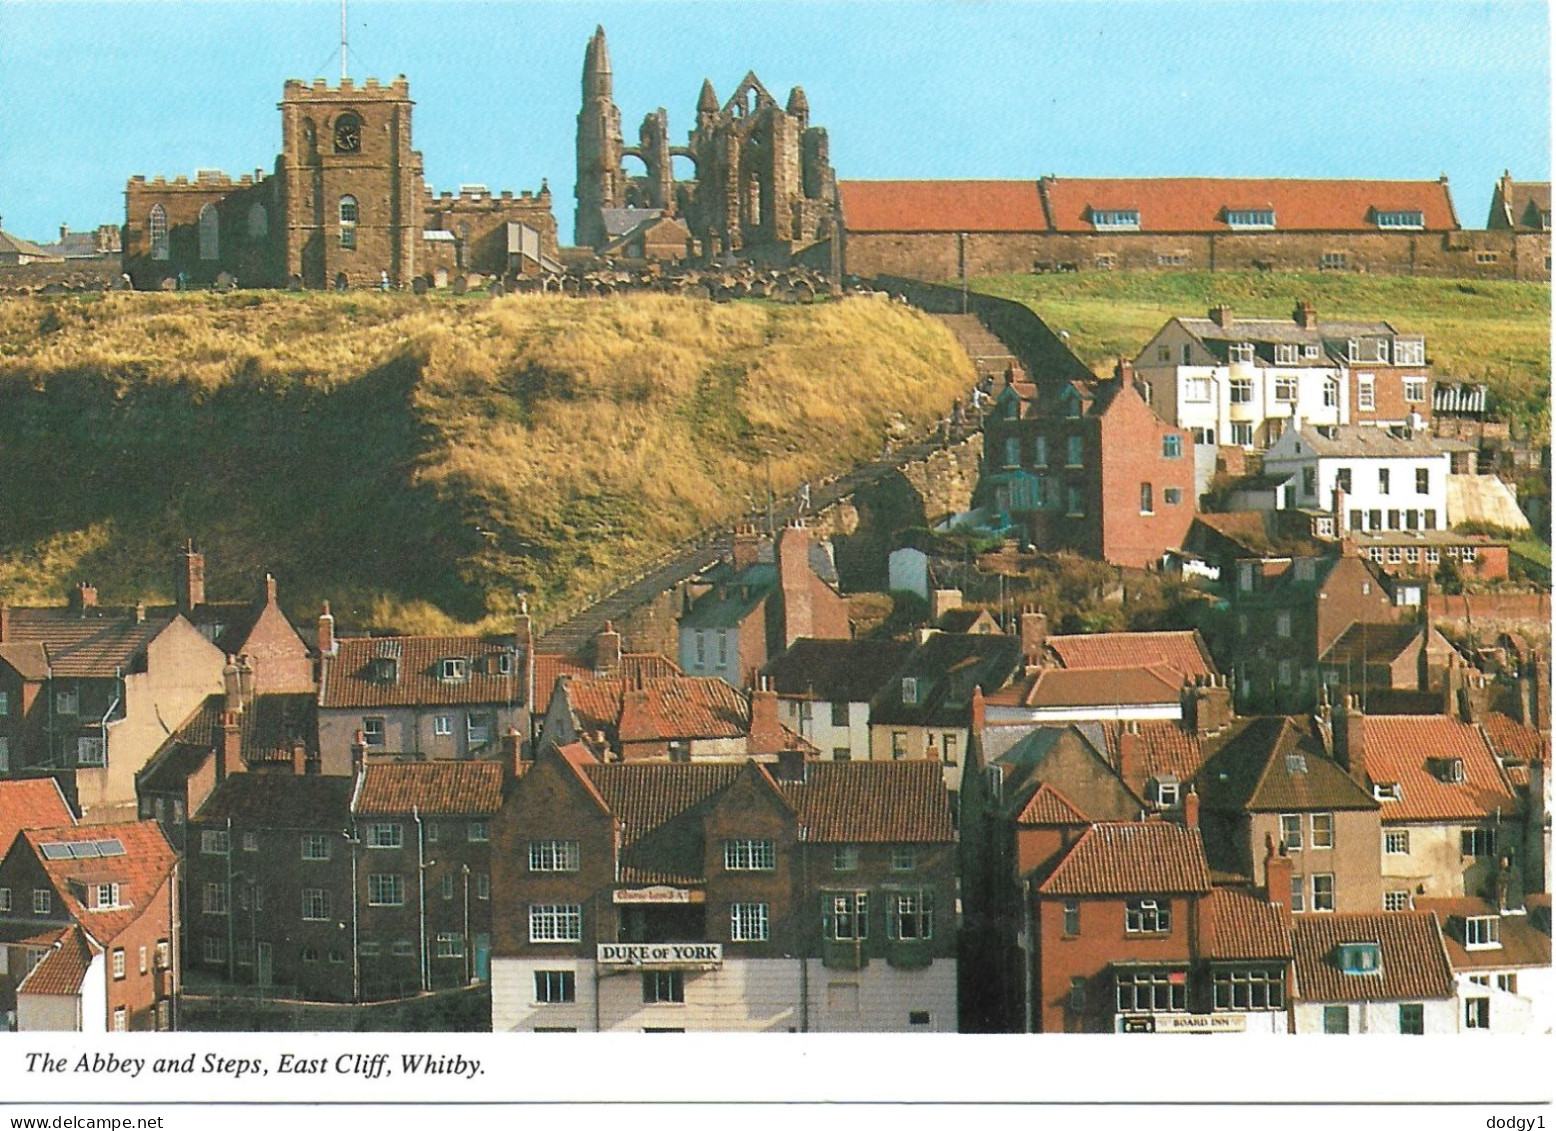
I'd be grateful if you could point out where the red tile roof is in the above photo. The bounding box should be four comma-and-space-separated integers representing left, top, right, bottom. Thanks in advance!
1100, 720, 1211, 791
1015, 781, 1090, 826
0, 641, 50, 681
1019, 664, 1182, 708
1363, 715, 1515, 821
784, 761, 955, 843
1042, 177, 1458, 233
22, 820, 177, 945
194, 774, 354, 830
1038, 822, 1212, 895
17, 925, 98, 997
1045, 631, 1214, 681
1201, 887, 1293, 960
353, 761, 506, 816
0, 779, 76, 858
568, 675, 750, 742
1481, 713, 1549, 779
584, 762, 742, 847
1414, 898, 1552, 972
1291, 912, 1456, 1003
320, 636, 523, 709
533, 652, 680, 707
838, 180, 1047, 233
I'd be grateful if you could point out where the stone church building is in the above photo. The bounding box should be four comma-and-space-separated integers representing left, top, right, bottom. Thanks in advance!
573, 27, 839, 268
124, 77, 558, 290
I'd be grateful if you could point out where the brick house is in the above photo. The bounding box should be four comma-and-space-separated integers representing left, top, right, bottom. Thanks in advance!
1, 821, 178, 1032
1029, 823, 1293, 1035
677, 522, 849, 687
1220, 552, 1401, 712
1318, 621, 1456, 695
1134, 304, 1432, 452
0, 595, 226, 820
1486, 172, 1551, 234
490, 749, 957, 1032
979, 368, 1196, 569
1289, 911, 1457, 1034
317, 627, 530, 774
759, 638, 915, 762
0, 779, 77, 1028
350, 760, 505, 994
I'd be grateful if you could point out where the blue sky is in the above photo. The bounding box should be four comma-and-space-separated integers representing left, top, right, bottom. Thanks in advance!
0, 0, 1548, 240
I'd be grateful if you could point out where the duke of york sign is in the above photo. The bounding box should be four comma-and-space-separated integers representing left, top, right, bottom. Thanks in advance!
597, 943, 723, 967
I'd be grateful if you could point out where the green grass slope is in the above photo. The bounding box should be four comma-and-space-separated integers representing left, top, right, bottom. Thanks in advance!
971, 271, 1550, 437
0, 292, 974, 632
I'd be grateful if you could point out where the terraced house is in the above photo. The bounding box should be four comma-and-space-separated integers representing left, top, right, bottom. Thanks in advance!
490, 747, 957, 1032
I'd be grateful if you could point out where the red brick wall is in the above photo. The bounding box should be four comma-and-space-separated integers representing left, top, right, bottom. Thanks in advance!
105, 877, 176, 1030
1097, 386, 1197, 568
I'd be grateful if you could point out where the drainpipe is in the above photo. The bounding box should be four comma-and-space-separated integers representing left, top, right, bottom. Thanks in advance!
798, 825, 809, 1033
1023, 878, 1035, 1034
225, 818, 235, 984
462, 864, 472, 986
414, 806, 428, 993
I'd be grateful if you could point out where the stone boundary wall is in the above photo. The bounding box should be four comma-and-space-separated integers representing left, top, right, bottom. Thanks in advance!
1428, 591, 1551, 623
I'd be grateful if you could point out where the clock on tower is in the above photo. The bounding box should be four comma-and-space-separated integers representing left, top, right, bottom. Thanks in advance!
333, 115, 362, 154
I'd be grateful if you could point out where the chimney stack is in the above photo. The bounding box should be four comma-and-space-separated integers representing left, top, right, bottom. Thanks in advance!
290, 739, 307, 777
1185, 675, 1233, 737
133, 601, 146, 624
1183, 784, 1200, 829
732, 523, 762, 572
1210, 305, 1234, 329
971, 684, 986, 744
263, 573, 278, 605
351, 729, 367, 775
318, 602, 337, 657
1020, 607, 1049, 661
235, 654, 255, 705
747, 678, 785, 755
222, 656, 243, 712
219, 708, 244, 780
1117, 722, 1141, 789
929, 588, 963, 623
1293, 301, 1317, 329
501, 726, 525, 779
1113, 356, 1134, 383
175, 540, 205, 614
0, 604, 8, 643
594, 620, 622, 674
71, 582, 98, 614
776, 520, 815, 649
1263, 833, 1293, 921
1336, 695, 1368, 786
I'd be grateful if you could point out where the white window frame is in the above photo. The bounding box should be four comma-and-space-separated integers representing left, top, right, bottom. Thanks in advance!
826, 892, 868, 941
529, 840, 580, 872
201, 830, 230, 856
202, 882, 228, 916
1124, 898, 1169, 934
534, 970, 575, 1003
367, 874, 405, 907
1464, 916, 1500, 950
438, 658, 467, 682
367, 823, 403, 849
1311, 873, 1336, 912
888, 891, 934, 940
433, 715, 453, 736
436, 932, 465, 959
302, 834, 331, 861
1310, 812, 1334, 849
1384, 829, 1410, 854
724, 839, 776, 871
301, 888, 331, 921
529, 903, 583, 943
730, 902, 770, 942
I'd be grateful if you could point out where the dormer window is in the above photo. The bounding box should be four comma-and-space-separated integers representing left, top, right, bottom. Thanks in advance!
1152, 776, 1180, 808
1463, 915, 1501, 950
1286, 753, 1307, 775
1336, 942, 1382, 974
1394, 339, 1425, 366
438, 658, 468, 682
494, 652, 513, 675
1303, 343, 1321, 360
1273, 343, 1299, 366
94, 883, 122, 910
1228, 342, 1256, 364
1373, 782, 1401, 802
372, 657, 398, 683
901, 677, 919, 707
1432, 757, 1465, 784
1090, 208, 1140, 231
1226, 208, 1276, 229
1374, 210, 1424, 230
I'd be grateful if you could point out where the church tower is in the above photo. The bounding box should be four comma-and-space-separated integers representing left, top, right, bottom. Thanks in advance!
575, 26, 626, 249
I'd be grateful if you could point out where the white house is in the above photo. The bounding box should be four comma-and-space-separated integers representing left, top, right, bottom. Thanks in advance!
759, 638, 916, 763
1261, 425, 1452, 535
1290, 912, 1458, 1034
1134, 303, 1430, 450
1418, 898, 1553, 1035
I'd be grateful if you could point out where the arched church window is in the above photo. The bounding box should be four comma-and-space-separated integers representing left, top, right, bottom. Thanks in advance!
247, 203, 268, 242
149, 205, 169, 261
198, 203, 219, 261
339, 195, 358, 249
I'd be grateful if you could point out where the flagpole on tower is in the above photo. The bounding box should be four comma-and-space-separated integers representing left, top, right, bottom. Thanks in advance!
340, 0, 349, 82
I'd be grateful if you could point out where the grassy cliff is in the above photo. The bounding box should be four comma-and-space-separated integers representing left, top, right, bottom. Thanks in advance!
0, 292, 974, 632
971, 271, 1551, 438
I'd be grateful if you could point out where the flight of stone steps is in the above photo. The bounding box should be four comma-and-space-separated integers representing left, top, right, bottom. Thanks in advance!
933, 313, 1028, 385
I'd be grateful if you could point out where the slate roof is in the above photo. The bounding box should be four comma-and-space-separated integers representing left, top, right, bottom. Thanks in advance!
783, 761, 955, 843
193, 774, 353, 830
320, 635, 523, 709
1015, 781, 1091, 826
1045, 630, 1214, 681
838, 180, 1048, 233
2, 607, 176, 678
1291, 912, 1456, 1003
1195, 716, 1377, 814
761, 638, 915, 704
869, 632, 1023, 727
1042, 177, 1458, 233
1017, 664, 1182, 709
22, 821, 177, 945
353, 761, 505, 816
1291, 425, 1450, 460
1415, 898, 1552, 972
0, 229, 59, 259
678, 563, 776, 630
1320, 622, 1426, 667
1038, 822, 1212, 895
1201, 887, 1293, 960
1362, 715, 1515, 822
16, 926, 97, 997
0, 779, 76, 857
